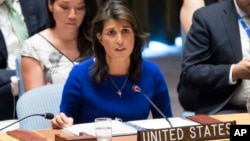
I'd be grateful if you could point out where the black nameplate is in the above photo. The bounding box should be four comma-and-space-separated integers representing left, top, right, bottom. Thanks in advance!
230, 125, 250, 141
137, 120, 236, 141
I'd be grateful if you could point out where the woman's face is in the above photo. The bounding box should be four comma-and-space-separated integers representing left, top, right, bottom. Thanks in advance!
48, 0, 86, 31
96, 19, 135, 61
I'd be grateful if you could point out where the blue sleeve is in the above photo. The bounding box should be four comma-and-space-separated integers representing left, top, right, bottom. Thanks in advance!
151, 63, 173, 118
60, 64, 83, 123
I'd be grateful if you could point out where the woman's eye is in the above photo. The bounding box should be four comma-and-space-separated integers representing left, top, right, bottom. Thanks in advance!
123, 29, 130, 33
60, 5, 69, 10
77, 6, 85, 10
107, 31, 115, 35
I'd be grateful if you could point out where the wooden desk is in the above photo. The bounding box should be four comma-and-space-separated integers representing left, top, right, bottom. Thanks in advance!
211, 113, 250, 125
36, 130, 137, 141
1, 113, 249, 141
0, 128, 137, 141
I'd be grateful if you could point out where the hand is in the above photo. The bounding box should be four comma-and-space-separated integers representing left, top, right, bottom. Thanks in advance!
232, 58, 250, 81
51, 112, 73, 129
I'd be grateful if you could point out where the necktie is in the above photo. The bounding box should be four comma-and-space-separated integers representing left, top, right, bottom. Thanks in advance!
5, 0, 28, 44
238, 14, 250, 38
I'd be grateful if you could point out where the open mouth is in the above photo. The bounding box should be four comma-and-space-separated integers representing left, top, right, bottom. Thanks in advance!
115, 48, 125, 51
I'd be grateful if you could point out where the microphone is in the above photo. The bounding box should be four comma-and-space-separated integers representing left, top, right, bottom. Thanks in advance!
132, 85, 173, 127
0, 113, 54, 131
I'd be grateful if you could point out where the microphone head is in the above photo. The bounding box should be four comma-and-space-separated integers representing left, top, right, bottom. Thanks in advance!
44, 113, 54, 119
132, 85, 141, 93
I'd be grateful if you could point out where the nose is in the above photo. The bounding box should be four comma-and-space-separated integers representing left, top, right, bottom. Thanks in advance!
116, 34, 123, 45
68, 8, 77, 20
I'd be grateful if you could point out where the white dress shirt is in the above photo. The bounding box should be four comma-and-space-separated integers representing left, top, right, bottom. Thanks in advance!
229, 0, 250, 107
0, 0, 24, 69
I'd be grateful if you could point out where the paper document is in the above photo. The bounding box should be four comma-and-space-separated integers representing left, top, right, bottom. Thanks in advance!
64, 120, 137, 137
127, 117, 199, 130
63, 117, 199, 137
0, 119, 19, 133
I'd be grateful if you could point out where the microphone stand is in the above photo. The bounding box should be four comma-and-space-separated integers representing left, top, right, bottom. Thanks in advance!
132, 85, 173, 127
0, 113, 53, 131
140, 91, 173, 127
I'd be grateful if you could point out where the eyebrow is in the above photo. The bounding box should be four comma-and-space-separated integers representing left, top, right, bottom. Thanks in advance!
59, 1, 85, 5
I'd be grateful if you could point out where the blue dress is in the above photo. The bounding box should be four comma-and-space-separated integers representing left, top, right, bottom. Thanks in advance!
60, 57, 173, 124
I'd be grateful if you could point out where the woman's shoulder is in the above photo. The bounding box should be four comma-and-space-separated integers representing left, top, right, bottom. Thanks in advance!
143, 59, 158, 67
24, 31, 49, 47
25, 33, 42, 41
74, 57, 94, 68
142, 59, 161, 73
22, 30, 58, 58
69, 58, 94, 77
25, 28, 49, 42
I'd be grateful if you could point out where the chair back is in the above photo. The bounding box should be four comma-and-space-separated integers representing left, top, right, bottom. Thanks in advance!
16, 84, 64, 130
15, 54, 25, 96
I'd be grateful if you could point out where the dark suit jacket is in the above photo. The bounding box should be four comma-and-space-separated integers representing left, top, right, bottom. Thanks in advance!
0, 0, 48, 120
178, 0, 243, 114
204, 0, 220, 5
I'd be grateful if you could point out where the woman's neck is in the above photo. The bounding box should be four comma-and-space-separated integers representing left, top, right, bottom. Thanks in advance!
107, 58, 130, 75
51, 28, 78, 42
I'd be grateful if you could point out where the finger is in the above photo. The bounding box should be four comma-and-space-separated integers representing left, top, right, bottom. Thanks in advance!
65, 117, 74, 127
51, 117, 63, 129
58, 113, 74, 127
51, 115, 67, 128
61, 116, 73, 127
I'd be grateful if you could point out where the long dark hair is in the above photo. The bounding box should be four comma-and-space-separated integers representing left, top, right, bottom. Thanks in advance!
46, 0, 98, 60
91, 0, 149, 83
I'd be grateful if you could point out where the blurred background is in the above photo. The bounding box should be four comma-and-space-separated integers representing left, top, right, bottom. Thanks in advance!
97, 0, 183, 46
